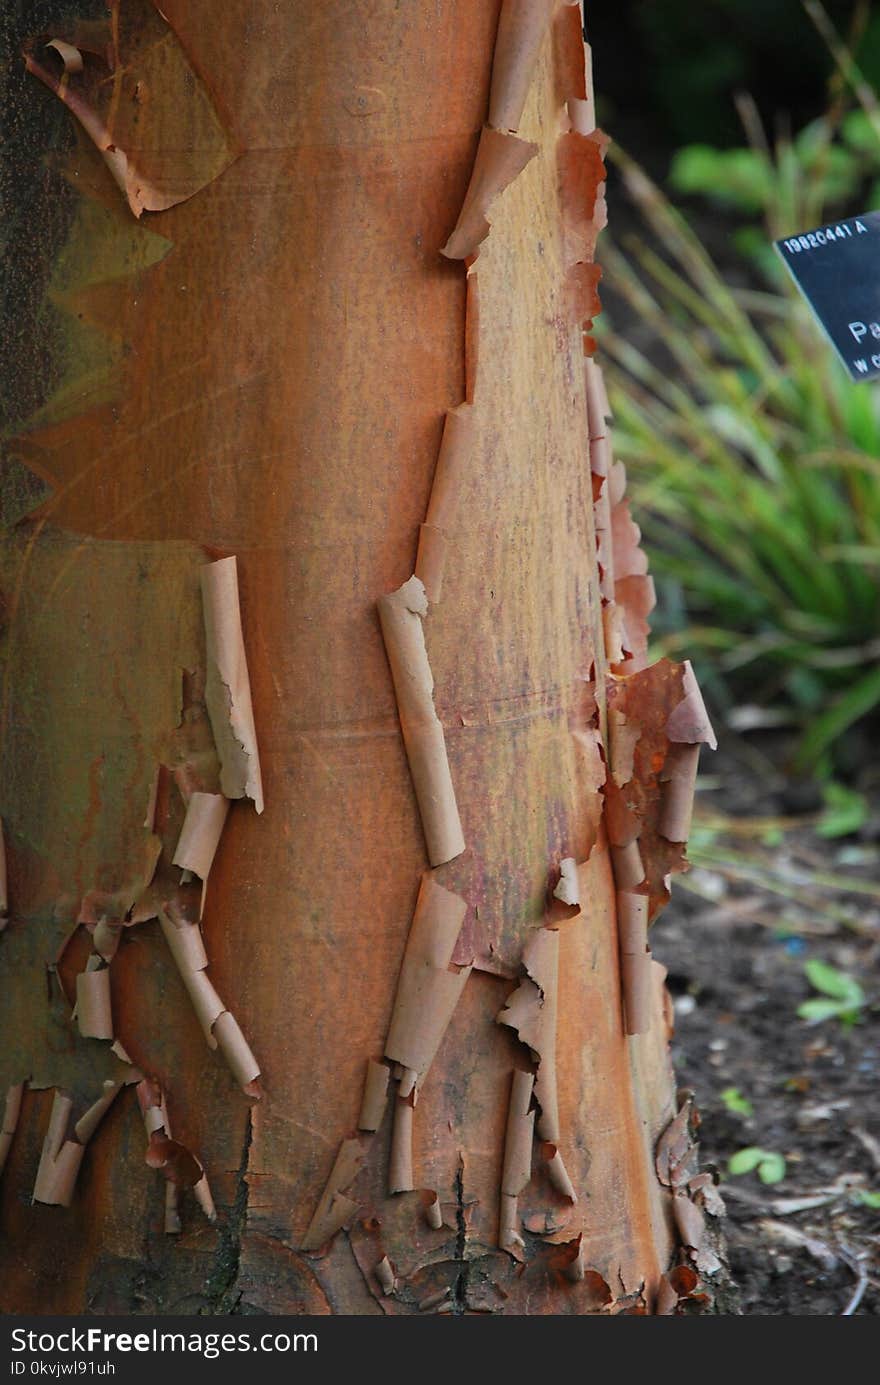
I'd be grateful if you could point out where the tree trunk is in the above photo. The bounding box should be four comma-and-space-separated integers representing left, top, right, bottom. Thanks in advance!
0, 1, 718, 1314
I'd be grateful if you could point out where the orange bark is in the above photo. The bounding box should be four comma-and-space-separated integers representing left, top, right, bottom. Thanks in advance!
0, 1, 717, 1313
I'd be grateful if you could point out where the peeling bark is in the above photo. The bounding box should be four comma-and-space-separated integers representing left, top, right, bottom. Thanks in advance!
0, 0, 720, 1313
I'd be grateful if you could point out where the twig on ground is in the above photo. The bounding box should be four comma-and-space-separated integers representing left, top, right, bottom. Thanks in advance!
851, 1127, 880, 1173
838, 1245, 869, 1315
757, 1218, 839, 1271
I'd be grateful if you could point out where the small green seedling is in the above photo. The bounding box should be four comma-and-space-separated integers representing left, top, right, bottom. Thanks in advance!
720, 1086, 753, 1118
797, 958, 865, 1028
852, 1189, 880, 1210
728, 1147, 787, 1184
816, 783, 869, 839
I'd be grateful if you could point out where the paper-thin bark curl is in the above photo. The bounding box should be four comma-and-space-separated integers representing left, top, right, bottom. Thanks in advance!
414, 405, 473, 604
33, 1084, 123, 1207
441, 127, 538, 261
384, 874, 471, 1087
135, 1078, 216, 1222
606, 659, 716, 921
500, 1069, 535, 1258
488, 0, 556, 133
389, 1093, 414, 1194
23, 7, 236, 220
357, 1059, 390, 1133
422, 1190, 444, 1229
158, 906, 261, 1093
172, 792, 230, 879
377, 578, 465, 866
301, 1138, 365, 1252
498, 927, 568, 1163
201, 557, 264, 814
74, 964, 113, 1041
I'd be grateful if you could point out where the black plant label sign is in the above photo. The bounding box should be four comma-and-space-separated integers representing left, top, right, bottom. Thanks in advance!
776, 211, 880, 382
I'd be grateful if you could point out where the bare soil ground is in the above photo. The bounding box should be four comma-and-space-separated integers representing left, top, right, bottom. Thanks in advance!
656, 736, 880, 1315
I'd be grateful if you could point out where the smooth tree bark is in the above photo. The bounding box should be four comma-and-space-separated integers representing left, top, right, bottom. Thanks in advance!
0, 1, 720, 1314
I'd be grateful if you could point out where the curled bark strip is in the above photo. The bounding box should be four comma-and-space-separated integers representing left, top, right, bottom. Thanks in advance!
585, 357, 658, 674
159, 904, 261, 1094
674, 1191, 707, 1256
660, 745, 701, 844
33, 1084, 123, 1207
606, 659, 716, 922
414, 404, 473, 604
45, 39, 84, 73
213, 1011, 261, 1091
585, 361, 616, 604
384, 874, 471, 1086
378, 578, 465, 866
422, 1189, 444, 1229
424, 407, 471, 531
441, 127, 538, 261
656, 1096, 697, 1190
618, 892, 650, 1035
498, 927, 573, 1203
551, 856, 580, 909
23, 5, 236, 219
584, 357, 611, 437
357, 1059, 390, 1133
73, 959, 113, 1040
661, 659, 718, 845
465, 268, 480, 402
613, 575, 656, 674
541, 1142, 576, 1201
557, 129, 607, 327
488, 0, 556, 133
604, 661, 714, 1030
552, 0, 589, 106
172, 792, 230, 880
655, 1274, 679, 1316
301, 1138, 365, 1252
558, 130, 607, 265
571, 726, 606, 861
610, 497, 649, 584
91, 918, 124, 965
389, 1092, 415, 1194
136, 1078, 215, 1227
689, 1171, 726, 1220
562, 1232, 585, 1281
609, 497, 655, 673
567, 95, 593, 135
666, 662, 716, 746
201, 558, 264, 814
0, 1083, 25, 1176
500, 1069, 536, 1258
655, 1264, 703, 1314
375, 1254, 396, 1295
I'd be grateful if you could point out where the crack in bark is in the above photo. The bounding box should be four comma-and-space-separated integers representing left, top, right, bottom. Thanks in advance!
451, 1157, 469, 1315
204, 1108, 252, 1314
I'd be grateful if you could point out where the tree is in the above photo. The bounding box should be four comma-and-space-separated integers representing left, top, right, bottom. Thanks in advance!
0, 0, 719, 1315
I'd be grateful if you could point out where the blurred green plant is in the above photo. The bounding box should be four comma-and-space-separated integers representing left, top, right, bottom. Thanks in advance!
598, 121, 880, 769
669, 109, 880, 279
728, 1146, 787, 1183
720, 1086, 754, 1117
816, 781, 870, 836
797, 957, 866, 1025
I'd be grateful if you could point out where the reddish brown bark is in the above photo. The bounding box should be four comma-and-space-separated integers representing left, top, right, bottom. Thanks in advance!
0, 1, 718, 1314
